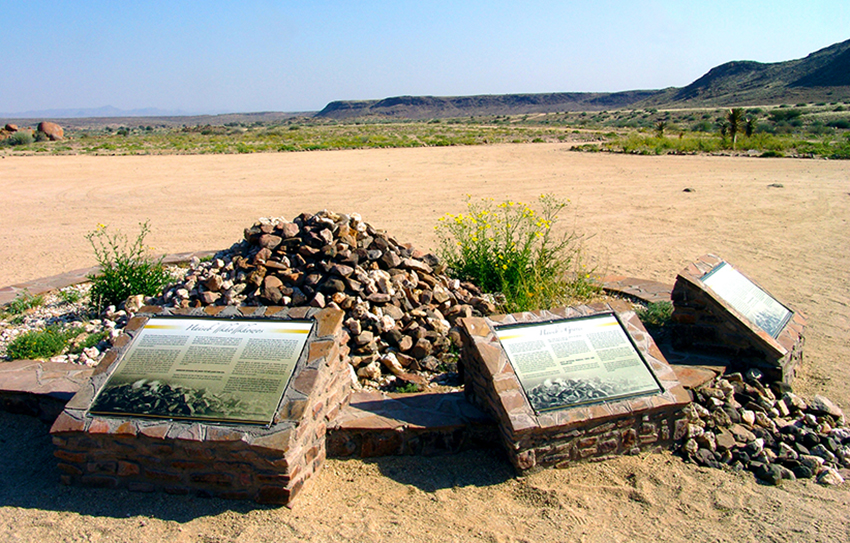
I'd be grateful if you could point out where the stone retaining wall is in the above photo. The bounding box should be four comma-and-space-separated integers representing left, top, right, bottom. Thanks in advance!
671, 254, 805, 384
459, 301, 691, 474
50, 304, 351, 505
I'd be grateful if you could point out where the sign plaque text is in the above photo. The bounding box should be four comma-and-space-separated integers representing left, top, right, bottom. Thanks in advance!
701, 262, 792, 338
496, 313, 662, 413
90, 316, 314, 425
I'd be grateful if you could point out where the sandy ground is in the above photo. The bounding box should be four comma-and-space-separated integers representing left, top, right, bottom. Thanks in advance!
0, 144, 848, 542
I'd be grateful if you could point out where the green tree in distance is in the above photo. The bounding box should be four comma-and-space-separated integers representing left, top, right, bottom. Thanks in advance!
727, 108, 744, 149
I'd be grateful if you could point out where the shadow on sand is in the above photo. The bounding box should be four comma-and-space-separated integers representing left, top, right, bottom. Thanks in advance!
0, 410, 270, 521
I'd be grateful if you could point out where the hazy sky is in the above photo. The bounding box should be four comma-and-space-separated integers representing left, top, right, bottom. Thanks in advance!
3, 1, 848, 114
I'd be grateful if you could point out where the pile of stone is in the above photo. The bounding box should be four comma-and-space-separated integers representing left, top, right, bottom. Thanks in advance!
679, 369, 848, 486
157, 210, 498, 388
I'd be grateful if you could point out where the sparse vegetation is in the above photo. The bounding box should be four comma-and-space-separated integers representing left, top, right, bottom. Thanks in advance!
86, 221, 172, 312
436, 195, 599, 313
5, 326, 82, 360
636, 301, 674, 328
4, 291, 45, 315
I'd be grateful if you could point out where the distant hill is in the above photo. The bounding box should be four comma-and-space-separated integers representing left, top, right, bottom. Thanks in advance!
317, 38, 850, 119
316, 90, 664, 119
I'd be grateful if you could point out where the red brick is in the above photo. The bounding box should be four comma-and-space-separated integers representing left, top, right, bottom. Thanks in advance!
128, 482, 156, 493
58, 463, 83, 476
145, 469, 182, 483
86, 461, 117, 474
54, 449, 86, 463
118, 461, 140, 477
190, 472, 233, 487
257, 485, 291, 505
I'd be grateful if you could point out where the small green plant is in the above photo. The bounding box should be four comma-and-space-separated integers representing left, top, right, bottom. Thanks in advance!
68, 330, 109, 355
57, 287, 83, 305
636, 301, 674, 328
4, 291, 45, 315
394, 382, 422, 393
436, 195, 599, 313
86, 221, 171, 312
5, 326, 79, 360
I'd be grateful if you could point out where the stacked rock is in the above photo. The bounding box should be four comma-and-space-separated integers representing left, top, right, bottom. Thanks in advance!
679, 370, 848, 486
158, 210, 498, 388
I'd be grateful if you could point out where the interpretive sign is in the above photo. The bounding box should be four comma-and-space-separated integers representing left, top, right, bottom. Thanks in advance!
495, 313, 662, 413
89, 316, 314, 425
701, 262, 792, 338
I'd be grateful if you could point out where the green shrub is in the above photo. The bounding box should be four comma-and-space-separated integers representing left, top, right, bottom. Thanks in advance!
86, 221, 171, 311
436, 195, 598, 313
5, 326, 78, 360
57, 287, 83, 305
4, 131, 34, 146
4, 291, 45, 315
636, 302, 674, 328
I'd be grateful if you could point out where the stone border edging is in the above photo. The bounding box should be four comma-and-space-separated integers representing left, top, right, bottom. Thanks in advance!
600, 275, 673, 305
0, 250, 219, 307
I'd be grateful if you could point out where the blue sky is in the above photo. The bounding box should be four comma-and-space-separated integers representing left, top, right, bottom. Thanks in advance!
2, 1, 848, 115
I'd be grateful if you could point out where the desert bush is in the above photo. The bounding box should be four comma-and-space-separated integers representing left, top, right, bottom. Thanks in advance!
86, 221, 171, 312
5, 326, 81, 360
4, 131, 34, 146
436, 195, 598, 313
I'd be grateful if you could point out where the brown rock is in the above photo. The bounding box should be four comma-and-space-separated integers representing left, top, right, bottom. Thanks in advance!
258, 234, 282, 250
37, 121, 64, 141
4, 123, 18, 132
280, 222, 300, 238
204, 275, 224, 292
411, 338, 433, 359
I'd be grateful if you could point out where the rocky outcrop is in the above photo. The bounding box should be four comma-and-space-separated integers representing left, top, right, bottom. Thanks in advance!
37, 121, 64, 141
158, 210, 498, 388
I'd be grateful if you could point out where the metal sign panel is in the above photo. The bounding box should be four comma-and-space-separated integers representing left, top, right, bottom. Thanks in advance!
495, 313, 662, 414
89, 316, 314, 425
701, 262, 792, 338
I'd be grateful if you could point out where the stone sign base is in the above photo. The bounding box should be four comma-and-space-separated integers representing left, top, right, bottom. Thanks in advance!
459, 301, 691, 474
50, 305, 351, 505
671, 254, 806, 384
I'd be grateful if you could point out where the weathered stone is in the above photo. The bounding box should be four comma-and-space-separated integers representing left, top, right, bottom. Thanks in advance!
37, 121, 64, 140
808, 395, 844, 420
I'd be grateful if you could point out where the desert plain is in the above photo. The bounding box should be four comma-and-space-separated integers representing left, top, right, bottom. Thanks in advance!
0, 143, 848, 542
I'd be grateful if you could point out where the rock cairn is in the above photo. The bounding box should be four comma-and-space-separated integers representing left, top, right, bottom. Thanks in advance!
679, 369, 848, 486
158, 210, 498, 388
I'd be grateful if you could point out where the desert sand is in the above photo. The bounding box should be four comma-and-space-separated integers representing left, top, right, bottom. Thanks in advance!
0, 144, 848, 542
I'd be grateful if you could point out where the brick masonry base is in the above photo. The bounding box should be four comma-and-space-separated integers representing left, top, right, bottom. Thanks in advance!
49, 305, 351, 505
459, 301, 691, 474
671, 254, 806, 385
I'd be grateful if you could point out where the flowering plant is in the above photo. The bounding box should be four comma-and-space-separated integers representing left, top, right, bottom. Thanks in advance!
436, 194, 597, 312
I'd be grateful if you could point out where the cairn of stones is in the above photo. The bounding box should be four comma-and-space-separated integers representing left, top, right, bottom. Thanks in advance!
679, 369, 848, 486
158, 210, 497, 388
